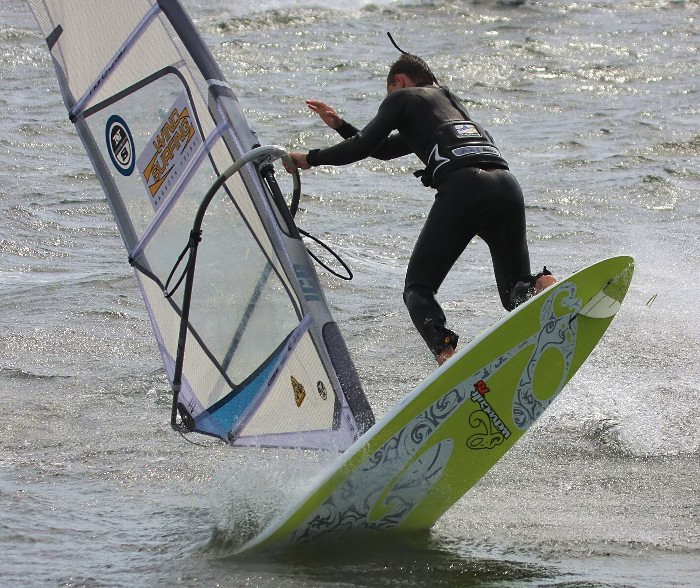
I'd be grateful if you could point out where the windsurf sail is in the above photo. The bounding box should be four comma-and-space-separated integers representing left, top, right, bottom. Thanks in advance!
28, 0, 374, 450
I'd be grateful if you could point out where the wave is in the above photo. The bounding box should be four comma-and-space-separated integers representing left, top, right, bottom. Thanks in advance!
194, 0, 533, 34
197, 0, 395, 34
0, 27, 40, 43
209, 9, 334, 33
652, 134, 700, 157
0, 366, 71, 381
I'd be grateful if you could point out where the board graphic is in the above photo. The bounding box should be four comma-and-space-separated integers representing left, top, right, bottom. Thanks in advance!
239, 256, 634, 553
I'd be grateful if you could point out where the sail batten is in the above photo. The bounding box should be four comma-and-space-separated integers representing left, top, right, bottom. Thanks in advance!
69, 4, 163, 120
29, 0, 375, 451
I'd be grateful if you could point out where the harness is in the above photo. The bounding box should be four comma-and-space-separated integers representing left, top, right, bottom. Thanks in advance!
414, 87, 509, 188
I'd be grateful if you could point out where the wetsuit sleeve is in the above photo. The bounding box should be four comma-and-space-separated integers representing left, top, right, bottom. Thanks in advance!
334, 119, 412, 161
335, 120, 360, 139
308, 92, 407, 166
370, 134, 412, 160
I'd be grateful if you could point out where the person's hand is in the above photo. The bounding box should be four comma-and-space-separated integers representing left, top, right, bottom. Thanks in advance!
283, 152, 311, 173
306, 100, 342, 129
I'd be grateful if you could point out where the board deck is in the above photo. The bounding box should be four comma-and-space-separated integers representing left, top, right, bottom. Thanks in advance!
238, 256, 634, 554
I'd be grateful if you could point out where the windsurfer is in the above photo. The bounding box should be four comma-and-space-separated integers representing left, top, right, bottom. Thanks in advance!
286, 51, 556, 366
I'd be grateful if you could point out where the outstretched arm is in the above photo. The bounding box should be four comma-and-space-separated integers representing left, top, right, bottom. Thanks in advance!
306, 99, 360, 140
286, 93, 413, 172
306, 100, 343, 130
306, 94, 405, 166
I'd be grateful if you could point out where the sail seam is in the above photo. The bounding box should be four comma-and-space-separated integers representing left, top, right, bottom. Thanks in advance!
68, 3, 162, 120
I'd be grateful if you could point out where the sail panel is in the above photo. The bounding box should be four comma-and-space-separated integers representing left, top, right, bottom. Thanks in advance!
237, 331, 339, 436
35, 1, 177, 116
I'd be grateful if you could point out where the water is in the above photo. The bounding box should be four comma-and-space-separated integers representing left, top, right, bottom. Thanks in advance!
1, 0, 698, 585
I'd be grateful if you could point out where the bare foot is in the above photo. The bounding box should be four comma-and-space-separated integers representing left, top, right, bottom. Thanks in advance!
534, 274, 557, 294
436, 347, 456, 366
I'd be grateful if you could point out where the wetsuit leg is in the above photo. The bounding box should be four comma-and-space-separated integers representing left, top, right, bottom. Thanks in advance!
475, 169, 533, 310
404, 172, 480, 356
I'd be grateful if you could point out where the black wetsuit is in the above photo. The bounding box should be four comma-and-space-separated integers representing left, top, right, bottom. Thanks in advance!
307, 84, 539, 357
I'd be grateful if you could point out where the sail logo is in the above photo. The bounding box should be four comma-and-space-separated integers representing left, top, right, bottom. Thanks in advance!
105, 115, 135, 176
137, 93, 202, 210
293, 264, 321, 301
291, 376, 306, 407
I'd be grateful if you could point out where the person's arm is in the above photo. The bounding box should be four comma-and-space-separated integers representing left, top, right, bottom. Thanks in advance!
307, 92, 408, 166
287, 130, 411, 170
369, 133, 412, 160
306, 100, 363, 140
326, 118, 411, 160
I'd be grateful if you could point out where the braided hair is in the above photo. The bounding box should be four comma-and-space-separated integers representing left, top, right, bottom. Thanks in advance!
386, 32, 438, 85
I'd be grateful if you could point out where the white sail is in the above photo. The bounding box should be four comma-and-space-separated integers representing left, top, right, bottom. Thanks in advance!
28, 0, 374, 450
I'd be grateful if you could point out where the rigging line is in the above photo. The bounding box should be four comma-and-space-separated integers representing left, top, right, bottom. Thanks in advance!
163, 230, 201, 298
177, 428, 214, 448
298, 228, 353, 281
69, 3, 162, 120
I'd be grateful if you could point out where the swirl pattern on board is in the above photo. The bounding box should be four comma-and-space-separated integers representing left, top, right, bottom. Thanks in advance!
512, 283, 580, 429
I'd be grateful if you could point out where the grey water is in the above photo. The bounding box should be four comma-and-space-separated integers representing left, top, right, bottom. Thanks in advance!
1, 0, 698, 585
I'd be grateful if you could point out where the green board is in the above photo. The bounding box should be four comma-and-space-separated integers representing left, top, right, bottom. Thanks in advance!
239, 256, 634, 553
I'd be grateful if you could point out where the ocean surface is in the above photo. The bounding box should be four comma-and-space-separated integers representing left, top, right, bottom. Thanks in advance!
1, 0, 698, 585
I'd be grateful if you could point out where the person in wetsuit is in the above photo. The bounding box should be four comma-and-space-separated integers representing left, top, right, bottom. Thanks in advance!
287, 52, 556, 365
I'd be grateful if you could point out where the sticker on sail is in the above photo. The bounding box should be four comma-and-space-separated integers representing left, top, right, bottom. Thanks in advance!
291, 376, 306, 407
137, 92, 202, 210
105, 115, 135, 176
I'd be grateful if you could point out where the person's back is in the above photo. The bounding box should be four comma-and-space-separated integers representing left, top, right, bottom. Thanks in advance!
382, 85, 463, 158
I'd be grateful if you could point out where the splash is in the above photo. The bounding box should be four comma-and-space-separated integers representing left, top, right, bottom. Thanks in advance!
207, 448, 336, 550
